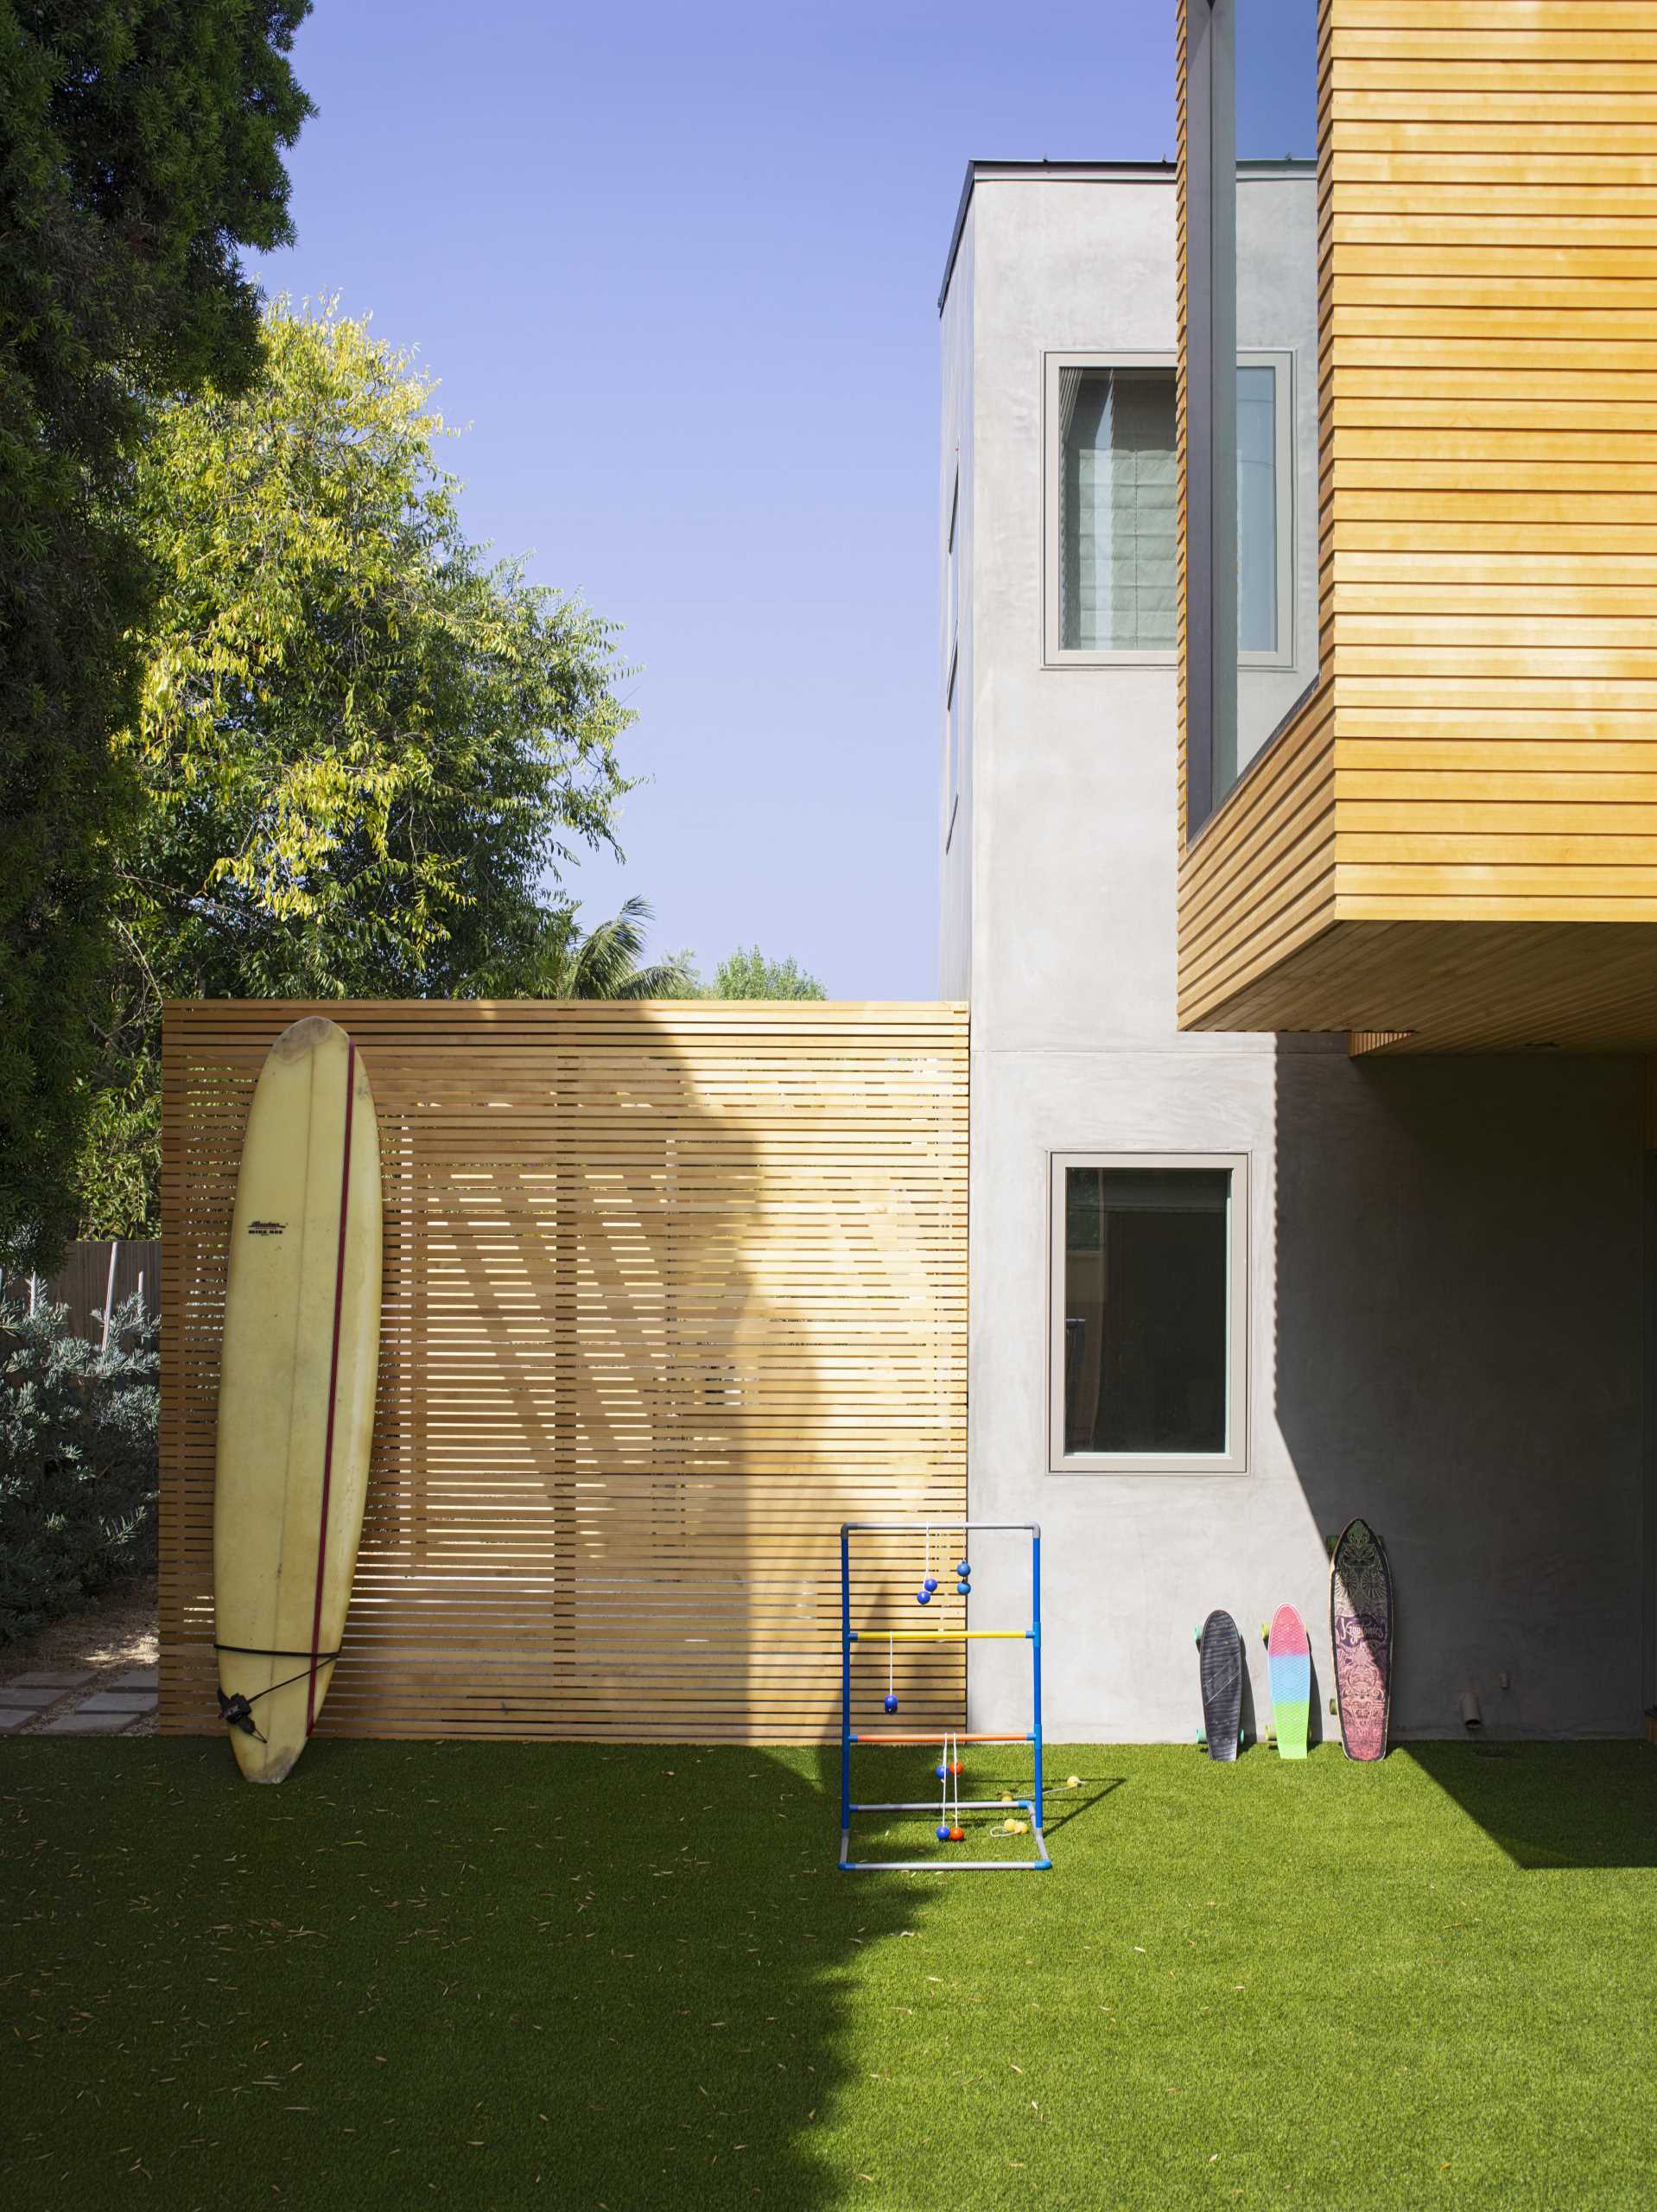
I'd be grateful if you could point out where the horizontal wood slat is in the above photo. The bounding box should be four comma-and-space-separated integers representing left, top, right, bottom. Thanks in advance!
160, 1001, 968, 1744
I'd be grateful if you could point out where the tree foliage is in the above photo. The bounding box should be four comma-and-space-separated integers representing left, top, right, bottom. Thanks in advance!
81, 302, 639, 1230
705, 947, 827, 1000
476, 896, 696, 1002
0, 0, 313, 1270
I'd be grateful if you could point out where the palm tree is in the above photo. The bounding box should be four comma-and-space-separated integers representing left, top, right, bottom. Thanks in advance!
523, 896, 696, 1000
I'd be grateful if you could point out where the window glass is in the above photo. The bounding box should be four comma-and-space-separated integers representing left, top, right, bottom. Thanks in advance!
1187, 0, 1320, 830
1058, 366, 1177, 652
1062, 1166, 1230, 1457
1236, 364, 1277, 653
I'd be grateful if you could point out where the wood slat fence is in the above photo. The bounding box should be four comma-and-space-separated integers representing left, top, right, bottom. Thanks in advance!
3, 1240, 161, 1342
160, 1001, 967, 1743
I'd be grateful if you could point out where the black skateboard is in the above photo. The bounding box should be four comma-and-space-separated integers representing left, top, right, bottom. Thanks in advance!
1197, 1609, 1244, 1762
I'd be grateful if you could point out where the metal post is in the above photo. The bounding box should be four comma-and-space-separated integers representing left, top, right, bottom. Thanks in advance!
100, 1239, 119, 1353
1032, 1529, 1046, 1853
839, 1524, 853, 1862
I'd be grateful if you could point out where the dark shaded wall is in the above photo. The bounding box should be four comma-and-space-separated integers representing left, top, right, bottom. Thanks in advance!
1275, 1042, 1647, 1739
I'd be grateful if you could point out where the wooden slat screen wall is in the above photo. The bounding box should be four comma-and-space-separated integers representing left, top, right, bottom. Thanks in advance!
1178, 0, 1657, 1046
160, 1001, 967, 1744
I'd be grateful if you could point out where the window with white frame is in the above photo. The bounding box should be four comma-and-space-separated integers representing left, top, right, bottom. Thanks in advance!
1236, 353, 1294, 667
1050, 1153, 1248, 1472
1046, 355, 1178, 664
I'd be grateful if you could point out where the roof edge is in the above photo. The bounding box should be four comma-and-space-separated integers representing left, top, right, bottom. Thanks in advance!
937, 159, 1176, 315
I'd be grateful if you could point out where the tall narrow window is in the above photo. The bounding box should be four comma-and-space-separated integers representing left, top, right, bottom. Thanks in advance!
1236, 363, 1277, 653
1184, 0, 1320, 830
1047, 357, 1178, 664
1050, 1154, 1248, 1472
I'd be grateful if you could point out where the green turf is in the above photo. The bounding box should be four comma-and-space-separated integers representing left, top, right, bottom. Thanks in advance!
5, 1738, 1657, 2210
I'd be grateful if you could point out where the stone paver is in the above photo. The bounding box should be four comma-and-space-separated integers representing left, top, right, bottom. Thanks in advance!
79, 1692, 156, 1713
8, 1671, 92, 1690
108, 1667, 158, 1691
39, 1710, 134, 1735
0, 1708, 39, 1734
0, 1686, 67, 1707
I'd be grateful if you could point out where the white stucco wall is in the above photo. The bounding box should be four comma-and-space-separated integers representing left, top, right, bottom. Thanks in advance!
938, 204, 973, 1001
942, 168, 1648, 1745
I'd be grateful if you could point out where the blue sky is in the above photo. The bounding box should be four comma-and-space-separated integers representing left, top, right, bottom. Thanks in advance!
251, 2, 1174, 996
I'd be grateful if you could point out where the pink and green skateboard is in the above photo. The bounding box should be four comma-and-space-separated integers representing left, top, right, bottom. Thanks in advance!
1265, 1605, 1311, 1759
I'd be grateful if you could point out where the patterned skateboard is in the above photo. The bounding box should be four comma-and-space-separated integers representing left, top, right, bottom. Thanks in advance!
1197, 1609, 1244, 1762
1330, 1519, 1394, 1762
1266, 1604, 1311, 1759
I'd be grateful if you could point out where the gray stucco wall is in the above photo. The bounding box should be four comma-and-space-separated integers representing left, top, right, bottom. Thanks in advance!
938, 204, 973, 1001
944, 168, 1649, 1743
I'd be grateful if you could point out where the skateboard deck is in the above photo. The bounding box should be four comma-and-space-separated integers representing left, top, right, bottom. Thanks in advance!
1197, 1609, 1244, 1762
1330, 1519, 1394, 1762
1267, 1604, 1311, 1759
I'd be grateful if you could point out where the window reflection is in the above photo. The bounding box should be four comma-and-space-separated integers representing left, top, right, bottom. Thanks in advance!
1190, 0, 1321, 829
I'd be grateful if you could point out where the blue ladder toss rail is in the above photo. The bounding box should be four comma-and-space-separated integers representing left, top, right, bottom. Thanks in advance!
838, 1519, 1051, 1872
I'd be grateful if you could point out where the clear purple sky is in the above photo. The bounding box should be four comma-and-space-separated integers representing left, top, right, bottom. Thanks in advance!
251, 3, 1174, 996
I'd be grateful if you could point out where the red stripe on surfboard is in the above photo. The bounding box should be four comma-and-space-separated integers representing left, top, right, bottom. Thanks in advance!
306, 1037, 356, 1736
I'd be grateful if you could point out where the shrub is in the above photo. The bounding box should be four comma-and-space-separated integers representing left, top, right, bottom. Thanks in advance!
0, 1294, 159, 1646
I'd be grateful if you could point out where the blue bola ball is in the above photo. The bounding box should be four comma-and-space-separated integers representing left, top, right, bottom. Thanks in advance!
884, 1693, 898, 1713
916, 1588, 931, 1606
955, 1560, 971, 1577
956, 1580, 971, 1597
923, 1575, 938, 1593
935, 1764, 948, 1780
936, 1824, 952, 1841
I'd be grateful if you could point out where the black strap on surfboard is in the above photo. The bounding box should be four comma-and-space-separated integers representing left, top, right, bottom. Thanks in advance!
213, 1644, 341, 1739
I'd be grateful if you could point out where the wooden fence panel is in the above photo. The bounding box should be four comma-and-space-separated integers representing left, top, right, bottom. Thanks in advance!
3, 1240, 162, 1341
159, 1001, 968, 1743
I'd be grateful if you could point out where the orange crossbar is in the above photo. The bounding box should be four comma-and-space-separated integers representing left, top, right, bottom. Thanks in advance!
850, 1732, 1031, 1744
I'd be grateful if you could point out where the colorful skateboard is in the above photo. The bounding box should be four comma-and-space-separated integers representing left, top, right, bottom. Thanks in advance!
1197, 1609, 1244, 1762
1265, 1605, 1311, 1759
1330, 1518, 1394, 1762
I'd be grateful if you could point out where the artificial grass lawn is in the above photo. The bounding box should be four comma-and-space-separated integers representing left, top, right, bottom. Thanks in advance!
4, 1740, 1657, 2211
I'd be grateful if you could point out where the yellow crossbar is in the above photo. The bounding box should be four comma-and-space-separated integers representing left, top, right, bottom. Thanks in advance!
852, 1629, 1030, 1642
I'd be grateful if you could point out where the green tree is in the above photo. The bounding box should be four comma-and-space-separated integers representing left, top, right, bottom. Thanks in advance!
707, 947, 827, 1000
79, 302, 639, 1233
476, 897, 696, 1001
0, 1, 314, 1270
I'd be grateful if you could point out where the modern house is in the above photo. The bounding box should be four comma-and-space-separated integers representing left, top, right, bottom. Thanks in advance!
943, 3, 1657, 1744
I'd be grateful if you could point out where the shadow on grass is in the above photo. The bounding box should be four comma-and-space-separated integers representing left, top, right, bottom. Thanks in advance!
1032, 1775, 1122, 1840
0, 1737, 924, 2212
1405, 1741, 1657, 1869
843, 1740, 1125, 1859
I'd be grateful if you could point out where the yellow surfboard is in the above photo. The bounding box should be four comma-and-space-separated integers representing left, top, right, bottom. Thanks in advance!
213, 1016, 382, 1783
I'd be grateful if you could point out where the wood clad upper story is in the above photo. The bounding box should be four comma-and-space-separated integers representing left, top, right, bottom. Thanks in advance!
1177, 0, 1657, 1051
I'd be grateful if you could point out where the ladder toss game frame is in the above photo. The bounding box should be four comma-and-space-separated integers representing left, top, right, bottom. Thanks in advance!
839, 1520, 1051, 1872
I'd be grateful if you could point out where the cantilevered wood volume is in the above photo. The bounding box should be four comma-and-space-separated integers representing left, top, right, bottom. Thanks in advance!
1177, 0, 1657, 1050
